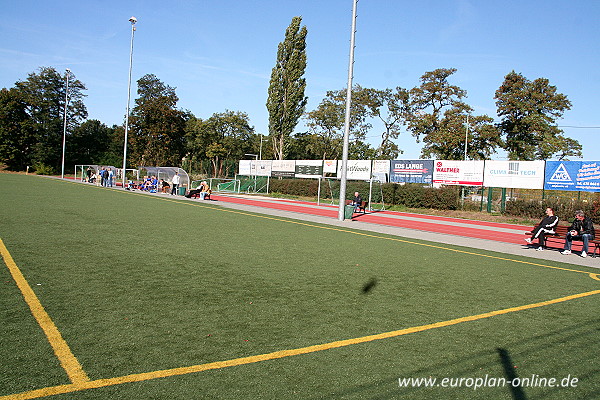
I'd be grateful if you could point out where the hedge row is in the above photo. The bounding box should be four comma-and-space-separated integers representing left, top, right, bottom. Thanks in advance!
505, 197, 600, 224
269, 179, 460, 210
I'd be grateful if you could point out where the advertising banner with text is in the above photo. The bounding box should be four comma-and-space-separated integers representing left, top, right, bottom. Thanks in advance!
389, 160, 433, 184
433, 160, 484, 186
372, 160, 390, 182
483, 160, 545, 189
250, 160, 272, 176
323, 160, 337, 174
544, 161, 600, 192
238, 160, 251, 175
336, 160, 372, 181
271, 160, 296, 178
295, 160, 323, 178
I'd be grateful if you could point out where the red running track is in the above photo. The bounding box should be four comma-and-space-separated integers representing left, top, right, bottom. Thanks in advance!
209, 195, 533, 245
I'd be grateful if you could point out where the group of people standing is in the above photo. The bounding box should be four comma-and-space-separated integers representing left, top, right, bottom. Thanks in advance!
526, 207, 596, 258
85, 167, 114, 187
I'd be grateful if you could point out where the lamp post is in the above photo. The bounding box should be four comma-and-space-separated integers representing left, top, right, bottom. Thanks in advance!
258, 134, 268, 160
245, 154, 259, 192
245, 153, 258, 173
122, 16, 137, 188
338, 0, 358, 221
61, 68, 70, 179
245, 153, 258, 168
464, 114, 469, 161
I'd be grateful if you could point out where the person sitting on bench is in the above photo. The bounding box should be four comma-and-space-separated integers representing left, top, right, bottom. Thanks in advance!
561, 210, 595, 258
186, 181, 211, 199
525, 207, 558, 251
350, 192, 363, 212
160, 179, 170, 193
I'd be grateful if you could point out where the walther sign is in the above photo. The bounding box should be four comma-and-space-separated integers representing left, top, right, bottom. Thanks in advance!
433, 160, 484, 186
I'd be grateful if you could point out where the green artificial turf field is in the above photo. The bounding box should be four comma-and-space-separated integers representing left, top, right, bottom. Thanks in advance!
1, 173, 599, 399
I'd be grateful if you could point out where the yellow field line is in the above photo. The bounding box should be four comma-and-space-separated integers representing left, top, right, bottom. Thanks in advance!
3, 288, 600, 400
0, 239, 89, 385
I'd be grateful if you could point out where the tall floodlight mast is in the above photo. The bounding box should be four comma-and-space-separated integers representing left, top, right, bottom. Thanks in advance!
338, 0, 358, 221
60, 68, 71, 179
122, 16, 137, 188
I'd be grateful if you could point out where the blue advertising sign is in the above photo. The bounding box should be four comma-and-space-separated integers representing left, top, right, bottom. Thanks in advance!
544, 161, 600, 192
389, 160, 433, 184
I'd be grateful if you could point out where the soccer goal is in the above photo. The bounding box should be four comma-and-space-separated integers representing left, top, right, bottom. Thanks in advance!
205, 178, 241, 193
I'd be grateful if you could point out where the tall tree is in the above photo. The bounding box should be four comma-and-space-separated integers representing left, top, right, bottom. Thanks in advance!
0, 88, 36, 170
186, 111, 254, 177
129, 74, 189, 166
406, 68, 501, 159
495, 71, 580, 160
407, 68, 466, 140
266, 16, 308, 160
69, 120, 121, 166
419, 103, 501, 160
13, 67, 87, 171
359, 87, 410, 158
305, 85, 374, 159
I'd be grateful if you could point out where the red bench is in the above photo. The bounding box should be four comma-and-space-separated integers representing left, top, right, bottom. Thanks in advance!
527, 225, 600, 257
189, 191, 211, 200
345, 200, 367, 214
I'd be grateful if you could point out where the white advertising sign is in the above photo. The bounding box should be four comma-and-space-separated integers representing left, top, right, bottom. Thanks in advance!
323, 160, 337, 174
271, 160, 295, 173
239, 160, 251, 175
483, 160, 545, 189
372, 160, 390, 182
433, 160, 484, 186
372, 160, 390, 174
336, 160, 372, 181
250, 160, 272, 176
295, 160, 323, 178
271, 160, 295, 177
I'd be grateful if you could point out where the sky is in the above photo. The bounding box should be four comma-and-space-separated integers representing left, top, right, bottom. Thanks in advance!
1, 0, 599, 161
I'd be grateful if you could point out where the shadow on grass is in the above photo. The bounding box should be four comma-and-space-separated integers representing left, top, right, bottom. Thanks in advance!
313, 317, 599, 400
497, 347, 527, 400
361, 277, 378, 294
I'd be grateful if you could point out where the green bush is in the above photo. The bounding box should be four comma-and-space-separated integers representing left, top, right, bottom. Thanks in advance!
269, 178, 320, 197
33, 163, 56, 176
505, 196, 600, 224
268, 179, 460, 210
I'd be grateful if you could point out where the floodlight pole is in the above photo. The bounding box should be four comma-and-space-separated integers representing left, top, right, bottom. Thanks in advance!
122, 16, 137, 189
338, 0, 358, 221
245, 154, 259, 192
61, 68, 70, 179
464, 114, 469, 161
259, 134, 268, 160
461, 114, 470, 208
245, 153, 258, 175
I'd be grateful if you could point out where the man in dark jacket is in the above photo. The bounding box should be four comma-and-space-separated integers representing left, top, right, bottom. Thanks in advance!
561, 210, 595, 258
525, 207, 559, 251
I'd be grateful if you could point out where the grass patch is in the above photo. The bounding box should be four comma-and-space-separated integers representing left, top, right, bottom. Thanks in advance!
1, 173, 599, 399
